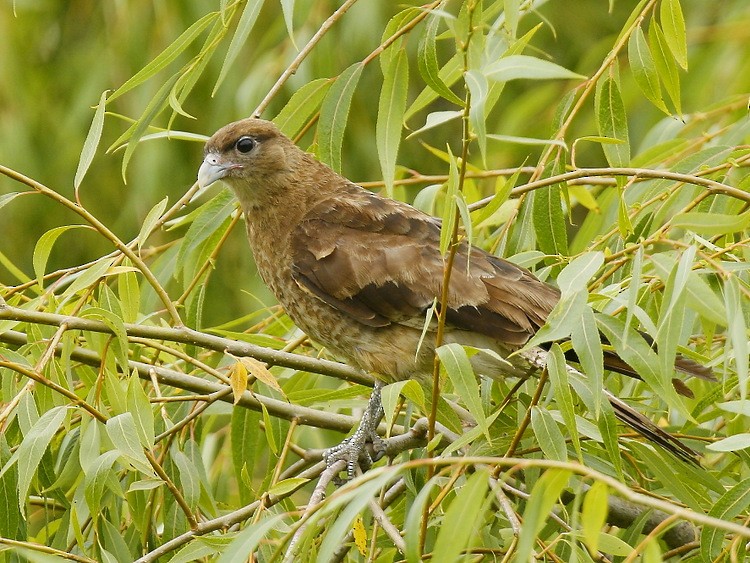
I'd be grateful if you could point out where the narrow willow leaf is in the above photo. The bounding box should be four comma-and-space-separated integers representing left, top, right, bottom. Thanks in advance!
127, 371, 155, 449
524, 291, 586, 348
108, 12, 217, 103
381, 380, 426, 428
0, 192, 23, 213
121, 72, 181, 181
106, 413, 156, 476
404, 477, 442, 563
659, 0, 688, 70
273, 78, 332, 138
0, 436, 23, 539
628, 26, 668, 114
725, 277, 748, 398
439, 147, 459, 255
533, 177, 568, 256
260, 404, 278, 455
598, 400, 623, 478
516, 469, 572, 562
74, 89, 108, 190
407, 52, 463, 119
171, 448, 200, 509
230, 361, 249, 404
484, 55, 585, 82
33, 225, 89, 288
649, 22, 682, 114
571, 305, 603, 418
581, 481, 608, 553
267, 477, 309, 497
137, 196, 168, 250
280, 0, 295, 43
437, 343, 488, 439
547, 344, 581, 459
597, 316, 687, 417
377, 48, 409, 196
0, 406, 68, 517
240, 357, 284, 396
707, 433, 750, 452
595, 76, 630, 166
408, 110, 463, 138
431, 469, 491, 563
465, 69, 489, 162
700, 478, 750, 562
213, 0, 265, 95
417, 8, 464, 106
671, 211, 750, 235
80, 307, 130, 371
84, 450, 120, 516
318, 62, 364, 172
217, 514, 285, 563
316, 473, 393, 562
531, 407, 568, 461
557, 251, 604, 293
231, 408, 260, 504
175, 188, 236, 281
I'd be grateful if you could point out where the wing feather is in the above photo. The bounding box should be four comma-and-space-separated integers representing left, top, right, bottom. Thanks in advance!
290, 184, 560, 344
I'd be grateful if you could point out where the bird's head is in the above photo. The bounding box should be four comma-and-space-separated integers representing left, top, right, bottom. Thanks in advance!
196, 118, 298, 206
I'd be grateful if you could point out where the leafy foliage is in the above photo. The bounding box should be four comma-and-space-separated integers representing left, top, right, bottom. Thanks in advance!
1, 0, 750, 561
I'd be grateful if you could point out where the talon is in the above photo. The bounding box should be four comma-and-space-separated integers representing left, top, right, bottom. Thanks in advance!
324, 383, 385, 482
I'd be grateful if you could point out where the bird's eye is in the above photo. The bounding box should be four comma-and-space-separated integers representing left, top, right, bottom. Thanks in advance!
235, 136, 256, 153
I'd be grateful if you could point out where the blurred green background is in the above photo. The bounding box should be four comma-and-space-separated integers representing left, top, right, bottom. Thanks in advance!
1, 0, 748, 323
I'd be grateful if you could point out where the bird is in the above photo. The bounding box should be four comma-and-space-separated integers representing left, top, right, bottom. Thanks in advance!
196, 117, 713, 476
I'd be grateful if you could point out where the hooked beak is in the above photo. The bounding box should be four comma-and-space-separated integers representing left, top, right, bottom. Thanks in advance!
195, 154, 241, 200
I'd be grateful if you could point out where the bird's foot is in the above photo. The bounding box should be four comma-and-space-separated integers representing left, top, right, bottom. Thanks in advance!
324, 383, 386, 483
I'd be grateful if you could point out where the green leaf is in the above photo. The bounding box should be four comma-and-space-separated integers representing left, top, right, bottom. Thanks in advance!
437, 343, 488, 440
213, 1, 265, 95
597, 316, 687, 417
318, 62, 364, 172
377, 48, 409, 196
533, 176, 568, 255
628, 26, 668, 114
0, 406, 68, 517
439, 146, 459, 255
280, 0, 295, 43
74, 89, 108, 190
84, 450, 120, 516
465, 69, 489, 162
106, 413, 156, 476
707, 433, 750, 452
659, 0, 688, 70
581, 482, 608, 553
595, 76, 630, 166
118, 265, 140, 324
571, 305, 603, 418
417, 8, 464, 106
33, 225, 89, 289
0, 435, 24, 539
725, 277, 748, 398
484, 55, 585, 82
273, 78, 332, 138
137, 196, 168, 250
217, 514, 285, 563
531, 406, 568, 461
516, 469, 572, 562
127, 371, 155, 449
671, 211, 750, 235
648, 22, 682, 114
260, 403, 278, 455
171, 448, 200, 509
431, 469, 491, 563
404, 476, 442, 563
547, 344, 581, 459
701, 478, 750, 562
557, 252, 604, 293
108, 12, 217, 103
267, 477, 309, 497
231, 408, 260, 503
381, 380, 425, 428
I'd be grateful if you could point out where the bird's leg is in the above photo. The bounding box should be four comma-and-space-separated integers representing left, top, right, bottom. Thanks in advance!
324, 382, 386, 481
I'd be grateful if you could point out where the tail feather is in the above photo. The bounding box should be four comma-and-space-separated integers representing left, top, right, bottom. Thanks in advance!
606, 391, 699, 465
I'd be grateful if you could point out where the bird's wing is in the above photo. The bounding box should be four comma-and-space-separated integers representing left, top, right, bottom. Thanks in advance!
290, 185, 560, 346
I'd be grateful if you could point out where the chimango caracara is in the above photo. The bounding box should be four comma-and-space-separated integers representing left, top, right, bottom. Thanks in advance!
197, 118, 712, 476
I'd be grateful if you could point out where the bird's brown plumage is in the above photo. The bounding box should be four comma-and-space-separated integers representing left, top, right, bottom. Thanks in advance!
198, 117, 712, 463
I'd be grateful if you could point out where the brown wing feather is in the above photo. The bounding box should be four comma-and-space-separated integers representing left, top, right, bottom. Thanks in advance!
290, 184, 560, 345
